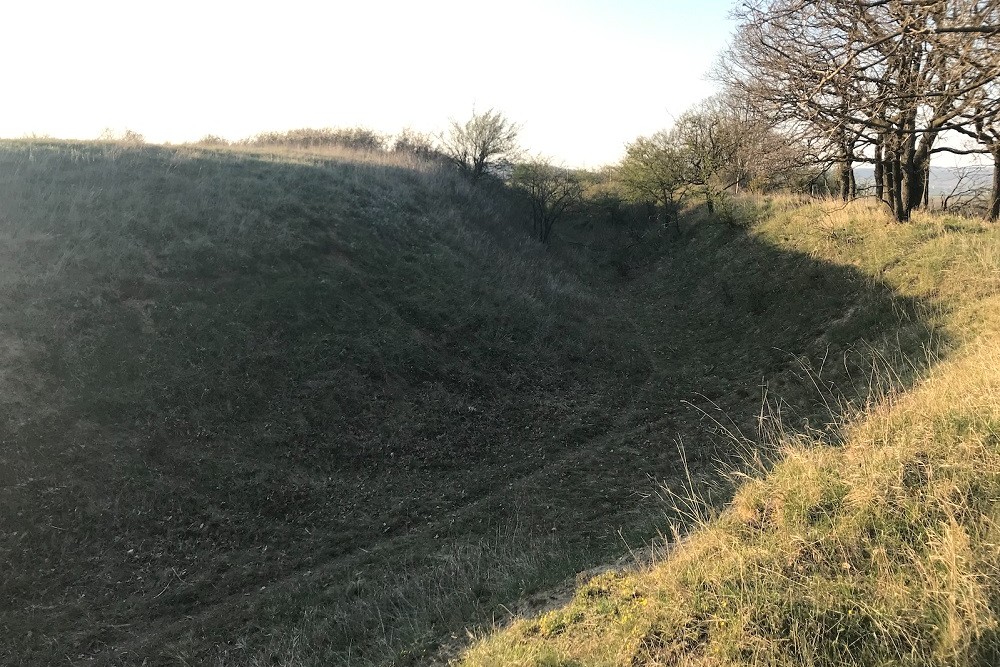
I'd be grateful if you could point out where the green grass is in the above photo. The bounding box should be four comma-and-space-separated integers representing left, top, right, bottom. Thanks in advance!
0, 143, 946, 665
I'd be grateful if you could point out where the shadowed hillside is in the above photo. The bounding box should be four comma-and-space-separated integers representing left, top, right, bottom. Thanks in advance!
0, 143, 940, 665
463, 201, 1000, 667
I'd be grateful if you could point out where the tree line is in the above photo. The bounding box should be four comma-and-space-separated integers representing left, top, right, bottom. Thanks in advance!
198, 0, 1000, 245
504, 0, 1000, 232
719, 0, 1000, 221
86, 2, 1000, 235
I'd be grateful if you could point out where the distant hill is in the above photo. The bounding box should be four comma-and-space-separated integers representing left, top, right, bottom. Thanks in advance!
855, 165, 992, 195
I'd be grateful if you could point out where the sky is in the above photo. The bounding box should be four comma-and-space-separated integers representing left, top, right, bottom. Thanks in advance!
1, 0, 737, 168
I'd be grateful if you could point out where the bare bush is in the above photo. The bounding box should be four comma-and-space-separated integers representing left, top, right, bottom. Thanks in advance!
440, 109, 520, 182
511, 158, 583, 243
391, 128, 441, 159
196, 135, 230, 147
244, 127, 386, 152
98, 128, 145, 144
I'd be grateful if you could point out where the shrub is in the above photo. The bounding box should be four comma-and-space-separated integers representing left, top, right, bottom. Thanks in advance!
392, 128, 440, 159
98, 128, 145, 144
715, 197, 765, 230
244, 127, 386, 152
196, 134, 230, 147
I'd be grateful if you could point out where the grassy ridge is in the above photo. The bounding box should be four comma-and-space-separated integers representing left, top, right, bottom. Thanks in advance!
462, 201, 1000, 666
0, 143, 943, 665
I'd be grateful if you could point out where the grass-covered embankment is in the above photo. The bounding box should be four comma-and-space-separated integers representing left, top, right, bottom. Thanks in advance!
0, 140, 637, 664
0, 141, 945, 665
462, 200, 1000, 666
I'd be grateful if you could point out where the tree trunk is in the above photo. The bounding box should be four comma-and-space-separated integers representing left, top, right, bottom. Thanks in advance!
891, 144, 907, 222
531, 199, 544, 241
874, 139, 884, 202
915, 128, 937, 211
542, 215, 555, 243
990, 148, 1000, 222
884, 155, 895, 207
906, 155, 929, 213
663, 198, 680, 235
897, 122, 919, 222
839, 161, 852, 202
661, 189, 671, 229
922, 165, 930, 209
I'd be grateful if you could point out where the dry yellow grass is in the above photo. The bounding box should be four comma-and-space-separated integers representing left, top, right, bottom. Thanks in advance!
460, 199, 1000, 666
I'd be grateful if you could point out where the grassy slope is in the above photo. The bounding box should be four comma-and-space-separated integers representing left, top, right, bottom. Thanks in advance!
462, 201, 1000, 666
0, 143, 940, 666
0, 141, 630, 665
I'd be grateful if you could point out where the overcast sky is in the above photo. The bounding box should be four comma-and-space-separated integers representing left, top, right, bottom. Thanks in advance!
2, 0, 736, 167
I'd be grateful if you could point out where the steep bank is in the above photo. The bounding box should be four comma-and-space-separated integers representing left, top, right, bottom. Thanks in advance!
463, 200, 1000, 666
0, 144, 938, 665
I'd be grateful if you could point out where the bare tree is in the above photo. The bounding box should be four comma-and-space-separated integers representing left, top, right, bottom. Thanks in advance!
511, 158, 583, 243
440, 109, 520, 182
952, 41, 1000, 220
617, 93, 811, 226
718, 0, 867, 201
721, 0, 1000, 221
670, 96, 800, 211
391, 128, 440, 159
939, 164, 992, 213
